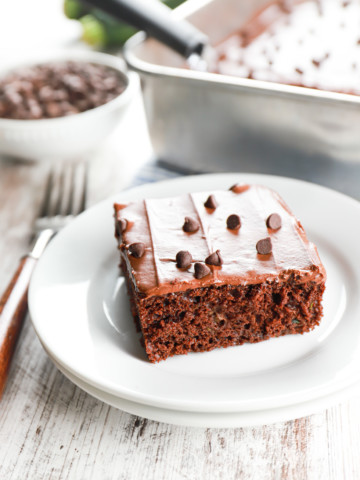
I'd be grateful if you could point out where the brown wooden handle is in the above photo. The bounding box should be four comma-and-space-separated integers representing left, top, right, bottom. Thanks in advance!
0, 255, 37, 398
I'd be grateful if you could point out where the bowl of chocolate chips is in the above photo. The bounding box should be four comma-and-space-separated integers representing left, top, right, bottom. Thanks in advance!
0, 50, 139, 161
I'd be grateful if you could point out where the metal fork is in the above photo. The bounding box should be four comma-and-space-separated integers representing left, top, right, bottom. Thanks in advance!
0, 163, 87, 397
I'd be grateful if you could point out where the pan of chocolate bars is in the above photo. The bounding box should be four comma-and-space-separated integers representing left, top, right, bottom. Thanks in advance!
124, 0, 360, 177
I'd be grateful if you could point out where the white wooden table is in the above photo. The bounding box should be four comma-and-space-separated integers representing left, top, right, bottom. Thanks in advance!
0, 89, 360, 480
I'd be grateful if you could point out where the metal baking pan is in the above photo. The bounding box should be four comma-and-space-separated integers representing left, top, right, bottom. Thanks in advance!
124, 0, 360, 198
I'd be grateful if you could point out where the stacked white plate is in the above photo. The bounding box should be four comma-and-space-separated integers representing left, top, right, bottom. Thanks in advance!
28, 173, 360, 428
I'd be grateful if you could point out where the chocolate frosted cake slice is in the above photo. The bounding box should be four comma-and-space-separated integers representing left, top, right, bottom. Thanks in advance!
114, 184, 326, 363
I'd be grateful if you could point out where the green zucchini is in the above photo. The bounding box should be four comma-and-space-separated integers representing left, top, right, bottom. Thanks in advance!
64, 0, 186, 48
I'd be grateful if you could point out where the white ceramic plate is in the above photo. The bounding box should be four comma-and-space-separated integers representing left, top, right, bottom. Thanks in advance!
50, 350, 360, 428
29, 173, 360, 413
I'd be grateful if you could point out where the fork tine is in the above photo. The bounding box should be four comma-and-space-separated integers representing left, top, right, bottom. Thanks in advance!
63, 165, 75, 216
39, 170, 54, 218
54, 167, 65, 217
77, 163, 88, 215
68, 163, 87, 216
44, 165, 63, 218
39, 163, 87, 221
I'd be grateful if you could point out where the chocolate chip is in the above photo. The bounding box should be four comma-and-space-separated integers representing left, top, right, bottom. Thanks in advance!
278, 0, 292, 13
115, 218, 127, 237
183, 216, 200, 233
194, 262, 211, 279
62, 73, 87, 93
226, 214, 241, 230
295, 67, 304, 75
4, 88, 22, 106
45, 101, 62, 118
315, 0, 323, 15
204, 195, 218, 209
266, 213, 282, 230
256, 238, 272, 255
239, 30, 250, 47
129, 242, 145, 258
176, 250, 192, 269
312, 53, 330, 68
118, 218, 128, 233
205, 250, 223, 266
229, 184, 249, 194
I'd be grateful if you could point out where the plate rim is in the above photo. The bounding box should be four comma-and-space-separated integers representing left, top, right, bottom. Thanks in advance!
50, 348, 360, 428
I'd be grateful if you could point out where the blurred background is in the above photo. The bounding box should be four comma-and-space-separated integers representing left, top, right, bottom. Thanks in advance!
0, 0, 186, 193
0, 0, 360, 198
0, 0, 82, 64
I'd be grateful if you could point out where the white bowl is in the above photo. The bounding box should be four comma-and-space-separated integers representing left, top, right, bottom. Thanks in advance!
0, 50, 139, 161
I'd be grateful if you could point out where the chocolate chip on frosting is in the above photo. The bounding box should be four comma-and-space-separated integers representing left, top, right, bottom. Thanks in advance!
194, 262, 211, 279
205, 250, 223, 266
204, 194, 218, 209
183, 216, 200, 233
256, 237, 272, 255
176, 250, 192, 269
118, 218, 128, 233
227, 214, 241, 230
229, 184, 249, 194
266, 213, 282, 230
129, 242, 145, 258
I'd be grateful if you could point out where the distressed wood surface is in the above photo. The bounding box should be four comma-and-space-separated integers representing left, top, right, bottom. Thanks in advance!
0, 99, 360, 480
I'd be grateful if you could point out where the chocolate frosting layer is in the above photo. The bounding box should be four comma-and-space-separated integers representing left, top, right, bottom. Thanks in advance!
114, 185, 326, 297
214, 0, 360, 95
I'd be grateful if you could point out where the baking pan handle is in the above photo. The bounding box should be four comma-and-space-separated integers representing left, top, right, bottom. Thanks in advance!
81, 0, 208, 58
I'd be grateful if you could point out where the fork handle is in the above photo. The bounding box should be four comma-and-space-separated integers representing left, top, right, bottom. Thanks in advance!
0, 229, 54, 398
0, 256, 37, 398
